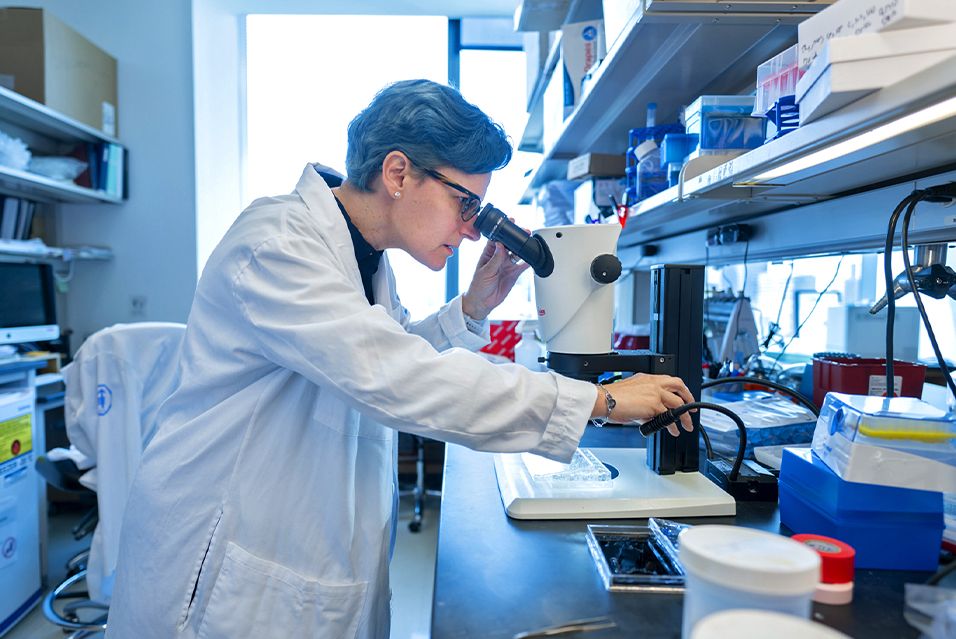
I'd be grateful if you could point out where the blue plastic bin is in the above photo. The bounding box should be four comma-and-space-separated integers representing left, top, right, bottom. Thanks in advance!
778, 448, 943, 571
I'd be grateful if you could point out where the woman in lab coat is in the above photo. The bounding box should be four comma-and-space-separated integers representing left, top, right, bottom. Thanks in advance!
105, 80, 693, 639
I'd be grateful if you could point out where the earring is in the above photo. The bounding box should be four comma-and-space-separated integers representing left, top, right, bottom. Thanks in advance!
394, 192, 401, 198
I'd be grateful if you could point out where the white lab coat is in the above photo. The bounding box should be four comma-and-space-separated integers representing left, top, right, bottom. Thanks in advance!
105, 164, 594, 639
61, 322, 186, 604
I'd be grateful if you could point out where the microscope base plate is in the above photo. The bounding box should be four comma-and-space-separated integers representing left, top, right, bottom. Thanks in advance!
494, 448, 736, 519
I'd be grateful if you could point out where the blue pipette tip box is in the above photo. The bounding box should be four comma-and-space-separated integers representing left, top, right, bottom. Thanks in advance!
779, 448, 943, 571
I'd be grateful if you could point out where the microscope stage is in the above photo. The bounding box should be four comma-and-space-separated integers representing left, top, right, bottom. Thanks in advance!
494, 448, 736, 519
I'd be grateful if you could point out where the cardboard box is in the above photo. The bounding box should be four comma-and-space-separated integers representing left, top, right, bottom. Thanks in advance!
602, 0, 641, 51
797, 0, 956, 70
0, 8, 117, 136
542, 54, 567, 152
796, 23, 956, 122
560, 20, 605, 111
567, 152, 625, 179
524, 30, 555, 108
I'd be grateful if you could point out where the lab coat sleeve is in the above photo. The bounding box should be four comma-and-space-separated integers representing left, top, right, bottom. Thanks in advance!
233, 234, 593, 462
405, 294, 489, 352
382, 257, 488, 351
63, 352, 146, 602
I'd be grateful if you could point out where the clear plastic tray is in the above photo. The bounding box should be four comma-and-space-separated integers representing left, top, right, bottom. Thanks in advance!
521, 447, 612, 487
585, 518, 691, 592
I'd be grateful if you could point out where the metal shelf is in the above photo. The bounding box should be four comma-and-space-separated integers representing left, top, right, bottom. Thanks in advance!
518, 0, 831, 203
618, 55, 956, 250
0, 85, 119, 146
0, 239, 113, 264
0, 164, 122, 204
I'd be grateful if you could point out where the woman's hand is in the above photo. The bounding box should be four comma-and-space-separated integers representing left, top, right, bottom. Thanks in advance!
461, 240, 529, 320
593, 374, 696, 437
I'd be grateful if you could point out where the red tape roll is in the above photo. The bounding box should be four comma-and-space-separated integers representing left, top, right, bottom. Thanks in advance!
792, 534, 856, 584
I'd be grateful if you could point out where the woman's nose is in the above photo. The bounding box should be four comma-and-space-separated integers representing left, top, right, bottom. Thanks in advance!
462, 219, 481, 241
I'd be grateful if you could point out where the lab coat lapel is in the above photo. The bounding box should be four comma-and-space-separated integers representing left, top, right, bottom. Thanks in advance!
294, 164, 364, 295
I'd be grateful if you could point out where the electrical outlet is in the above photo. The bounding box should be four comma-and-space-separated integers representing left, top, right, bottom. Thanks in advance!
130, 295, 147, 317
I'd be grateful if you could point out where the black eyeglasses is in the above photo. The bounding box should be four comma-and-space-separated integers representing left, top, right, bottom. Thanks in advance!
420, 167, 483, 222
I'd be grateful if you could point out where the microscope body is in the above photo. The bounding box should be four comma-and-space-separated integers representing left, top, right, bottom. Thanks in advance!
530, 223, 704, 476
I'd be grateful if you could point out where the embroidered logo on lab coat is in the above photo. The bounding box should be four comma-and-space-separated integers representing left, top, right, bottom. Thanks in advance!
97, 384, 113, 416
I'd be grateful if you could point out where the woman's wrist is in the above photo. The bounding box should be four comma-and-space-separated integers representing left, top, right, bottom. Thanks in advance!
461, 293, 487, 321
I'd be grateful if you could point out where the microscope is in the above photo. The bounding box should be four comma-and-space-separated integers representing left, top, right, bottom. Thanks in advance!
474, 205, 735, 519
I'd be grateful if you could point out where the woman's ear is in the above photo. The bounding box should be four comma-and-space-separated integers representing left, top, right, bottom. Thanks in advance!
381, 151, 411, 197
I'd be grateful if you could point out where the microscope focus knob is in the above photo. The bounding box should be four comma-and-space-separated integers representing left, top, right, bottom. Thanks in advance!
590, 254, 622, 284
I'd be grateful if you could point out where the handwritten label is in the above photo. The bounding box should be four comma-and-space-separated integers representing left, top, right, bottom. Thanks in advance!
799, 0, 904, 69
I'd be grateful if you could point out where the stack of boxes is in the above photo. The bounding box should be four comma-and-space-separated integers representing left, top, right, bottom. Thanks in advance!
779, 393, 952, 570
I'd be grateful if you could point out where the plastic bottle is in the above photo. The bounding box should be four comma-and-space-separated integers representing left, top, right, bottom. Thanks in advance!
636, 140, 666, 201
515, 320, 545, 371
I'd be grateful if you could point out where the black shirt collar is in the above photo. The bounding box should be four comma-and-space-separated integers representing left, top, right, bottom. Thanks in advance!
332, 193, 383, 306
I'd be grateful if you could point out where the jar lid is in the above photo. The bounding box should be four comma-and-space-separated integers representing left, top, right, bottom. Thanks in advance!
635, 140, 658, 161
691, 610, 851, 639
679, 526, 820, 595
792, 534, 856, 584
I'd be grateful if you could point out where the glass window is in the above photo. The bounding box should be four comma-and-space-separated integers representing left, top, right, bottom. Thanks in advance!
458, 48, 542, 320
706, 247, 956, 371
244, 14, 448, 318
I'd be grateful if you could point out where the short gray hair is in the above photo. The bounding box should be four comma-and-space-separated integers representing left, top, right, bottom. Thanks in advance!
345, 79, 512, 191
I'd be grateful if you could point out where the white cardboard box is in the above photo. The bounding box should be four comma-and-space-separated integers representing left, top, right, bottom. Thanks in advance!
560, 20, 605, 111
796, 23, 956, 122
798, 0, 956, 70
602, 0, 641, 51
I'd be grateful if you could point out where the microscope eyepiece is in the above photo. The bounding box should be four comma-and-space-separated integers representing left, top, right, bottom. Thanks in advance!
473, 204, 554, 277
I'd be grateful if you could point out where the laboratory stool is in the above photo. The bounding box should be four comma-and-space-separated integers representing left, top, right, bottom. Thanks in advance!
398, 434, 442, 532
34, 456, 107, 637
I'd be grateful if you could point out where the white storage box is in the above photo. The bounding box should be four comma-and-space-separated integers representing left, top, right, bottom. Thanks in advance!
796, 23, 956, 123
811, 392, 956, 493
560, 20, 605, 111
602, 0, 640, 50
798, 0, 956, 71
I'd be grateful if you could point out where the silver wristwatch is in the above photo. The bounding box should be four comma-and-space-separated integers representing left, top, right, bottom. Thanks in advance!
591, 383, 616, 427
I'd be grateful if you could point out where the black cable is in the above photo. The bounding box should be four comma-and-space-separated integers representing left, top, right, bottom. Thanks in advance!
926, 559, 956, 586
762, 262, 794, 351
701, 376, 819, 416
883, 192, 922, 396
900, 197, 956, 401
741, 240, 750, 297
639, 402, 746, 481
772, 255, 846, 372
699, 423, 713, 460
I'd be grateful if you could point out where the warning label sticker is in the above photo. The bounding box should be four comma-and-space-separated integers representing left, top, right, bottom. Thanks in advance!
0, 414, 32, 464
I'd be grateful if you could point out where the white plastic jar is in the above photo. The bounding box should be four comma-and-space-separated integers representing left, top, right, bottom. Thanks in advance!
679, 526, 821, 639
691, 609, 851, 639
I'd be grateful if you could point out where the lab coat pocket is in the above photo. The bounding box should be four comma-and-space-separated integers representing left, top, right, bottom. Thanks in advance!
198, 541, 368, 639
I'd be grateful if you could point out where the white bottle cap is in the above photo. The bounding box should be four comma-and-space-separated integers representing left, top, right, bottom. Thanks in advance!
635, 139, 658, 161
691, 610, 851, 639
679, 526, 820, 596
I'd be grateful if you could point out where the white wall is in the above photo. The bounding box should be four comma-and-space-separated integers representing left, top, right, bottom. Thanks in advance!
10, 0, 197, 348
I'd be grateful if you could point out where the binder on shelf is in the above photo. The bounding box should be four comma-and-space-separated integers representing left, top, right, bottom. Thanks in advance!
0, 196, 37, 240
0, 197, 18, 239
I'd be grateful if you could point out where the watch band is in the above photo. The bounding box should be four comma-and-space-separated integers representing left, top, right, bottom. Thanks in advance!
591, 383, 616, 427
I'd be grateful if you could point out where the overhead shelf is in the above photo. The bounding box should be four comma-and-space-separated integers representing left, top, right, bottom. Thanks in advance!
0, 85, 119, 146
0, 164, 122, 204
618, 56, 956, 249
0, 238, 113, 264
518, 0, 831, 203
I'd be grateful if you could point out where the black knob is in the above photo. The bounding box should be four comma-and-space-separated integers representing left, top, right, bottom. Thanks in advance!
590, 254, 622, 284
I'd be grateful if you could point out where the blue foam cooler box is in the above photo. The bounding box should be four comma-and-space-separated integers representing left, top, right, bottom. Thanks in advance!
779, 448, 943, 571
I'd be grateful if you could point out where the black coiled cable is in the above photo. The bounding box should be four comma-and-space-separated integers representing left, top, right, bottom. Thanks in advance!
639, 402, 747, 480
